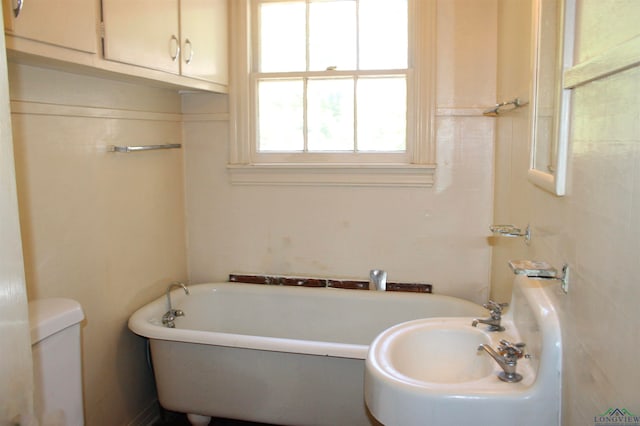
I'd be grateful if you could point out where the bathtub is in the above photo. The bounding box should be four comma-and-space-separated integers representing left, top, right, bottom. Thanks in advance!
128, 282, 485, 426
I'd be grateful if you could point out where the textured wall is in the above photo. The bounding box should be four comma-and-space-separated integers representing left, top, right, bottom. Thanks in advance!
493, 0, 640, 423
183, 0, 499, 304
9, 63, 188, 426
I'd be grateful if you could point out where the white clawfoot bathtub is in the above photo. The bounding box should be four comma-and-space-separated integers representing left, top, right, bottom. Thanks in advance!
129, 282, 485, 426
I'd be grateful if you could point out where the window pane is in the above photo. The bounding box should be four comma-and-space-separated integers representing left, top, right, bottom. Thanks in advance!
260, 2, 306, 72
357, 77, 406, 151
359, 0, 408, 69
309, 1, 357, 71
258, 80, 304, 151
308, 79, 355, 151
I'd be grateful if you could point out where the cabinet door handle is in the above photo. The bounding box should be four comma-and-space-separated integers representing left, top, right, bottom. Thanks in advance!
183, 38, 193, 64
13, 0, 24, 17
169, 35, 180, 62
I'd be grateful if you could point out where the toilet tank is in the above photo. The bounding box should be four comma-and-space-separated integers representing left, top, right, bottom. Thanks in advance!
29, 298, 85, 426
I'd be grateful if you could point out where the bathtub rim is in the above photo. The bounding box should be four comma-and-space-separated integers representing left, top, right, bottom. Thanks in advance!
128, 282, 483, 360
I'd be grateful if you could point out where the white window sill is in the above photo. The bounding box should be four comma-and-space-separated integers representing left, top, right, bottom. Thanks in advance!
227, 163, 436, 187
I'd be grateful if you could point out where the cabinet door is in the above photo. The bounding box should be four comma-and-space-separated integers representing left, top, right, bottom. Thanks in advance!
2, 0, 98, 53
180, 0, 228, 84
102, 0, 180, 74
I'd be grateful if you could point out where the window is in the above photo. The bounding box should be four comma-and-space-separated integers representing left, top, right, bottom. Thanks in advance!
229, 0, 436, 186
256, 0, 407, 158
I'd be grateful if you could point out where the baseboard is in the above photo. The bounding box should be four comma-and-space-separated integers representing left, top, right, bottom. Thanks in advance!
127, 399, 160, 426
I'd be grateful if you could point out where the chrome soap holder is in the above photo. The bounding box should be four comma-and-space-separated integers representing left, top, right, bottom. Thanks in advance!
508, 260, 570, 294
490, 224, 531, 244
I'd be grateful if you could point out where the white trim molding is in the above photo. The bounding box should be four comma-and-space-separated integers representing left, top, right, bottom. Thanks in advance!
564, 34, 640, 89
228, 163, 436, 187
9, 100, 182, 122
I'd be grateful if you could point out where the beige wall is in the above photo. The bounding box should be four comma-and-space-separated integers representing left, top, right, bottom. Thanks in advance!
493, 0, 640, 424
9, 63, 188, 426
183, 0, 499, 304
491, 0, 535, 302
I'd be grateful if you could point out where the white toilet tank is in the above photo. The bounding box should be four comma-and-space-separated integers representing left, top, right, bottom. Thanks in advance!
29, 298, 85, 426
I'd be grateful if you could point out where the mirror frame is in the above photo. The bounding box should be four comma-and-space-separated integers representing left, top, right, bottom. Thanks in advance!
528, 0, 575, 196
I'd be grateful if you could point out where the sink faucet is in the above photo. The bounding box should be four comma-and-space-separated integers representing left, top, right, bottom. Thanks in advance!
478, 339, 528, 383
472, 300, 508, 331
162, 281, 189, 328
369, 269, 387, 291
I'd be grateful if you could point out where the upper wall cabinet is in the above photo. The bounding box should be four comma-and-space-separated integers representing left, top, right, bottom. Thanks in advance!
101, 0, 228, 86
180, 0, 228, 84
2, 0, 98, 53
102, 0, 181, 74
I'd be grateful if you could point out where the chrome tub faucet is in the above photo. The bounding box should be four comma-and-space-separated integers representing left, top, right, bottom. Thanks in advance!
472, 300, 508, 331
369, 269, 387, 291
478, 339, 529, 383
162, 281, 190, 328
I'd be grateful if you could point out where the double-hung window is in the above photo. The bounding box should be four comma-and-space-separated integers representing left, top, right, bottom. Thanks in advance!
229, 0, 436, 186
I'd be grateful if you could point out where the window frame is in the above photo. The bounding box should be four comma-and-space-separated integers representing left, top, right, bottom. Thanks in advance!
228, 0, 437, 187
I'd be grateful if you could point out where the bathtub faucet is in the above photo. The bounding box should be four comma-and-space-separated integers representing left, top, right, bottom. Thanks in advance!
162, 281, 190, 328
369, 269, 387, 291
478, 340, 528, 383
472, 300, 508, 331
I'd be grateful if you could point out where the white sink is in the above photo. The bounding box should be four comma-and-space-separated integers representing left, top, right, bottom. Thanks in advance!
365, 275, 562, 426
376, 320, 494, 384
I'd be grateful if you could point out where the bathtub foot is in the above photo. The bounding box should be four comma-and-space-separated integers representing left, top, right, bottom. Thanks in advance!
186, 413, 211, 425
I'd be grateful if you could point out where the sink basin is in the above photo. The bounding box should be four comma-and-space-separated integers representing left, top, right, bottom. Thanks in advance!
365, 317, 537, 426
365, 276, 562, 426
380, 321, 493, 384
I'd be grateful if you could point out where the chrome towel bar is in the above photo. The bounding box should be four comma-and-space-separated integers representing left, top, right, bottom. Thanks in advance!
482, 98, 528, 116
108, 143, 182, 153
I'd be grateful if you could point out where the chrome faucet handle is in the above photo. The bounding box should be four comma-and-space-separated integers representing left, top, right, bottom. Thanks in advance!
162, 311, 176, 327
483, 300, 508, 316
484, 300, 508, 311
498, 340, 526, 359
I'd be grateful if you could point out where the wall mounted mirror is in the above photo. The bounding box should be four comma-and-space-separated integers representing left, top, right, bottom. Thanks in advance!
528, 0, 575, 196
